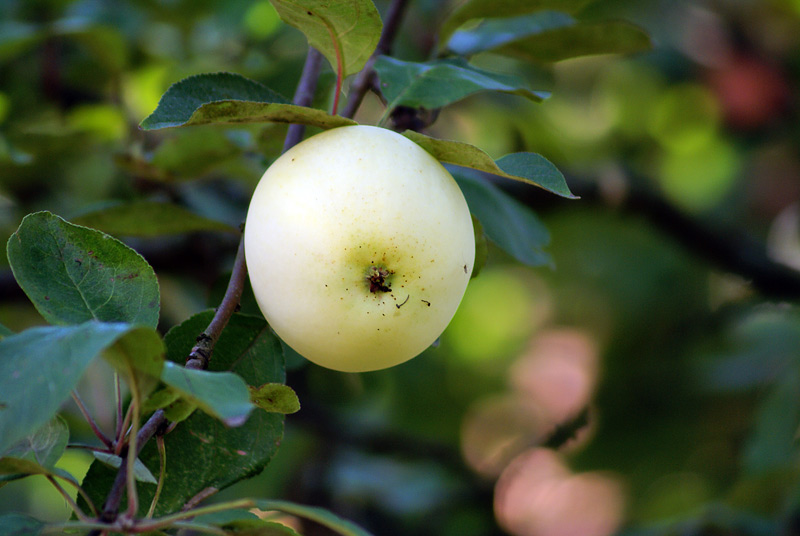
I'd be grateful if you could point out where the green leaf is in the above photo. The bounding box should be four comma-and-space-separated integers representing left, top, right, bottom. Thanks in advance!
81, 312, 285, 517
482, 19, 653, 63
0, 323, 12, 339
249, 383, 300, 414
268, 0, 382, 77
455, 171, 551, 267
0, 513, 44, 536
7, 211, 160, 328
438, 0, 592, 46
373, 56, 548, 112
161, 362, 255, 426
0, 415, 68, 471
150, 129, 242, 178
0, 21, 41, 62
254, 500, 375, 536
101, 326, 165, 401
71, 201, 237, 238
402, 131, 576, 198
447, 10, 575, 56
91, 451, 158, 484
140, 72, 356, 130
223, 521, 302, 535
0, 322, 158, 454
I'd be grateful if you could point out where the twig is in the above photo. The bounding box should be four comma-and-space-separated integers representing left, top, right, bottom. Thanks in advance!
47, 474, 90, 522
283, 47, 324, 153
93, 44, 326, 532
341, 0, 410, 119
184, 238, 248, 371
71, 391, 113, 449
146, 435, 166, 518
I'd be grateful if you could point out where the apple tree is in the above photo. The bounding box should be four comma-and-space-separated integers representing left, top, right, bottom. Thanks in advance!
3, 0, 799, 535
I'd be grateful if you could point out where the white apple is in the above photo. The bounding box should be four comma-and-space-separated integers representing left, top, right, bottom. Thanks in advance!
244, 125, 475, 372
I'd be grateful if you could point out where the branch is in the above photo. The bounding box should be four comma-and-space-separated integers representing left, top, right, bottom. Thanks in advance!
92, 45, 326, 532
283, 47, 324, 152
341, 0, 410, 119
499, 173, 800, 301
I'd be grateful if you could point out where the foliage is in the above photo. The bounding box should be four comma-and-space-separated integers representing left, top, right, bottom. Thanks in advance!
1, 0, 800, 535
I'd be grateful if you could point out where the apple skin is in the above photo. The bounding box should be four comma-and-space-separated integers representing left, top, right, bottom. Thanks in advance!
244, 125, 475, 372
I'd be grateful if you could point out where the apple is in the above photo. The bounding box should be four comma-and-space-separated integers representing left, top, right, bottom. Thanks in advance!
244, 125, 475, 372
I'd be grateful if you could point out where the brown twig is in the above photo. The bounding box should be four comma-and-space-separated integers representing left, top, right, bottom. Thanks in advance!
341, 0, 410, 119
92, 45, 327, 532
283, 47, 324, 153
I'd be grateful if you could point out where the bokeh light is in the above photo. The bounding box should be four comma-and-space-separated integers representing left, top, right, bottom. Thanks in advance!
494, 448, 626, 536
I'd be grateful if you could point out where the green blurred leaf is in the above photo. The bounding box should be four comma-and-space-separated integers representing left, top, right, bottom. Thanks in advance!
91, 451, 158, 484
0, 322, 12, 338
456, 172, 550, 267
0, 457, 77, 489
403, 131, 575, 198
161, 362, 255, 426
54, 22, 129, 72
140, 73, 356, 130
0, 415, 68, 471
0, 513, 44, 536
150, 129, 242, 178
223, 520, 302, 535
81, 312, 285, 517
743, 372, 800, 475
0, 322, 160, 454
254, 500, 375, 536
7, 211, 160, 328
447, 10, 574, 56
249, 383, 300, 414
453, 16, 651, 63
438, 0, 592, 47
268, 0, 382, 77
373, 56, 548, 112
0, 21, 41, 61
71, 201, 237, 237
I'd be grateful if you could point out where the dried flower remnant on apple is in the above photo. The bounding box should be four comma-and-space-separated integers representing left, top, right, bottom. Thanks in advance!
244, 125, 475, 372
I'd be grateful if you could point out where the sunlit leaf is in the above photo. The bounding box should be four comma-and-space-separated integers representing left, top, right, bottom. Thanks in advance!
7, 211, 160, 328
403, 131, 575, 198
254, 500, 375, 536
456, 171, 551, 267
268, 0, 382, 77
249, 383, 300, 414
71, 201, 237, 238
438, 0, 592, 47
140, 73, 356, 130
373, 56, 548, 112
0, 322, 161, 454
81, 312, 285, 517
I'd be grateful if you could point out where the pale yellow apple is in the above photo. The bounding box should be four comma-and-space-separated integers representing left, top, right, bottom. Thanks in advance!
244, 125, 475, 372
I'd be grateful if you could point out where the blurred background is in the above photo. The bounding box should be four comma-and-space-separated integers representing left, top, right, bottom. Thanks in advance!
2, 0, 800, 535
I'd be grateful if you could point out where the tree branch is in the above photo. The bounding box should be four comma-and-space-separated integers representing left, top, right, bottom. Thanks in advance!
499, 173, 800, 301
341, 0, 410, 119
92, 44, 327, 532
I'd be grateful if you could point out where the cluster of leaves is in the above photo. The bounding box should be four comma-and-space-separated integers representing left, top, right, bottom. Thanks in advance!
0, 0, 654, 534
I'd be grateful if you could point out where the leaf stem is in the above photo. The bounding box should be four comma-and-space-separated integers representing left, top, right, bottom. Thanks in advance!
72, 390, 113, 449
125, 367, 142, 519
341, 0, 410, 119
114, 373, 124, 441
134, 499, 255, 531
146, 434, 166, 518
46, 474, 90, 522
